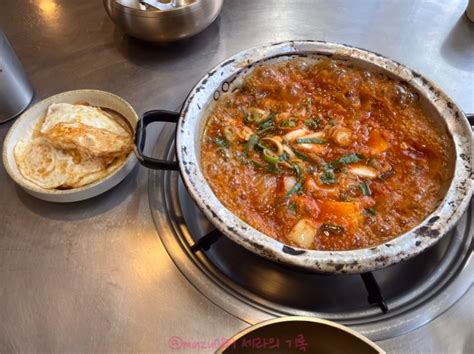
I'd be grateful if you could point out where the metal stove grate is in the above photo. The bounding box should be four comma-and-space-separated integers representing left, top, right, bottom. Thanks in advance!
190, 229, 389, 314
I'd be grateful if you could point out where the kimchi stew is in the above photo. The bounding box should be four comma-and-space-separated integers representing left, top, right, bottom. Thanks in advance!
201, 58, 452, 251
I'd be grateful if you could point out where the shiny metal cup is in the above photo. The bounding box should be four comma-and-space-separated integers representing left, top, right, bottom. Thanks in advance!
0, 31, 34, 123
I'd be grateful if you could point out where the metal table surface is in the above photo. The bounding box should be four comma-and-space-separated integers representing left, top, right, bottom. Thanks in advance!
0, 0, 473, 353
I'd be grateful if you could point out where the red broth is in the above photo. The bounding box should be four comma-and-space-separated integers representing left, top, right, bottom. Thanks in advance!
201, 59, 452, 251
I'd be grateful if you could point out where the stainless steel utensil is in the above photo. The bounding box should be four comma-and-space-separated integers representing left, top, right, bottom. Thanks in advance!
0, 31, 34, 123
103, 0, 223, 42
140, 0, 177, 11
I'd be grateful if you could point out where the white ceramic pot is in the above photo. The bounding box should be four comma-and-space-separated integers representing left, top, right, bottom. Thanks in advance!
135, 41, 473, 274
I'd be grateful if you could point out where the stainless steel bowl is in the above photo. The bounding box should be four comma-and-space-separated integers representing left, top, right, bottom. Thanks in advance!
103, 0, 223, 42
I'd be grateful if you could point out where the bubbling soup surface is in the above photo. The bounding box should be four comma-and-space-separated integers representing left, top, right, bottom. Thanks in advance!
201, 58, 452, 251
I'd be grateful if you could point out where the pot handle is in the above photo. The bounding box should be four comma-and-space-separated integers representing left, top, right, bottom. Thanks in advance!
134, 110, 180, 170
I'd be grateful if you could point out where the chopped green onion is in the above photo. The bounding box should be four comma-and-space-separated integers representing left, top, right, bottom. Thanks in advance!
249, 159, 280, 174
279, 152, 289, 161
292, 163, 302, 177
328, 118, 337, 126
279, 119, 296, 128
246, 134, 259, 152
257, 124, 275, 135
324, 153, 363, 173
304, 118, 320, 129
320, 223, 345, 236
294, 151, 309, 161
359, 182, 371, 196
320, 169, 337, 184
364, 208, 377, 216
331, 153, 363, 167
244, 108, 268, 125
213, 137, 229, 147
337, 153, 363, 164
259, 120, 274, 129
285, 181, 302, 199
295, 137, 328, 144
244, 112, 257, 124
257, 113, 275, 127
263, 149, 279, 164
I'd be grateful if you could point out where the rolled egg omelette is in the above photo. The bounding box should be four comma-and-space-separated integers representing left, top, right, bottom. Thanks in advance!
14, 103, 133, 190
